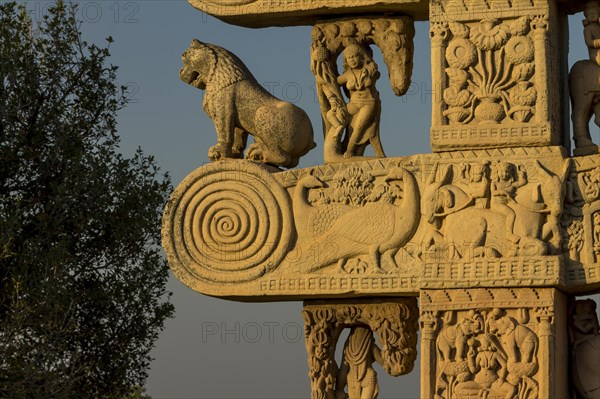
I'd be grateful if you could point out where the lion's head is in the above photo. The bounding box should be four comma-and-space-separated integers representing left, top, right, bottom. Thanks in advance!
180, 39, 254, 93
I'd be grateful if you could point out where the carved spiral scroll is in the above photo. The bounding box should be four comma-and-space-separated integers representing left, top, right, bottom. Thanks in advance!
163, 161, 293, 284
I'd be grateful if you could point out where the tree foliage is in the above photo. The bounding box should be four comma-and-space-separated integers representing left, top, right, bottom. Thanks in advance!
0, 1, 173, 397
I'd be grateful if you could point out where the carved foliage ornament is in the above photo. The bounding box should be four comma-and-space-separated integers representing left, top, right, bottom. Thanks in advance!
442, 18, 537, 125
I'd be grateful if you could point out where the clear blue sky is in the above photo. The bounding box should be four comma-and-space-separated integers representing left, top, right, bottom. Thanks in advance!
22, 1, 599, 397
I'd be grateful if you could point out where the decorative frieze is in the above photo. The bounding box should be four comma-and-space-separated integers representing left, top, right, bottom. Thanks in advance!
162, 150, 600, 299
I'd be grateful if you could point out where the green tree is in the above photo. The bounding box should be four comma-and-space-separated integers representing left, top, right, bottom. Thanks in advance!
0, 1, 173, 397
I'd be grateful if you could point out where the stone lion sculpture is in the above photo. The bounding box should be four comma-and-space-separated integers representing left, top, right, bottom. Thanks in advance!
180, 39, 316, 168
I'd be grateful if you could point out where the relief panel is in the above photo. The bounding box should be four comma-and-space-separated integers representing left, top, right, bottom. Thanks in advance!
420, 288, 568, 399
430, 0, 568, 151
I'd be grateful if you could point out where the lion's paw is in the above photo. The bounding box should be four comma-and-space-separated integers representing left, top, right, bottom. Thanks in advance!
208, 145, 223, 161
246, 144, 265, 162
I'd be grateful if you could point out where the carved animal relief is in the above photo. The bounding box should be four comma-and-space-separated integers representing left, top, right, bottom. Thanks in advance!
180, 40, 315, 168
293, 165, 420, 274
165, 0, 600, 398
421, 288, 564, 399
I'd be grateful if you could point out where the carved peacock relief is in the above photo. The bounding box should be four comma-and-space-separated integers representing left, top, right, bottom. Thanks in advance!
292, 165, 420, 274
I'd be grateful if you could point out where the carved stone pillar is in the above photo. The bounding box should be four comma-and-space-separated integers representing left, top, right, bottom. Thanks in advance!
420, 288, 568, 399
530, 15, 549, 127
420, 310, 438, 399
429, 0, 570, 151
302, 298, 419, 399
430, 22, 449, 129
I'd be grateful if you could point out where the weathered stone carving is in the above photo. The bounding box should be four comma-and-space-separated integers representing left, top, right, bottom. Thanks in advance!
569, 298, 600, 399
418, 159, 569, 261
570, 1, 600, 156
421, 288, 568, 399
294, 166, 420, 273
302, 299, 418, 399
310, 17, 414, 162
335, 327, 381, 399
430, 0, 567, 151
187, 0, 429, 28
163, 1, 600, 399
163, 149, 600, 298
442, 18, 536, 126
180, 39, 315, 168
162, 161, 294, 285
563, 155, 600, 290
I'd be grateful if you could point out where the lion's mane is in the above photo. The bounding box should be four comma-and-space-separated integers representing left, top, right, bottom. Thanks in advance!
194, 42, 256, 94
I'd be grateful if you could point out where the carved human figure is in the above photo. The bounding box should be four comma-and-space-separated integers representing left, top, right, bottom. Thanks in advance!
337, 44, 384, 159
584, 1, 600, 66
570, 299, 600, 399
435, 310, 484, 399
455, 334, 518, 399
335, 326, 383, 399
456, 162, 491, 209
311, 28, 349, 163
593, 211, 600, 255
491, 162, 527, 244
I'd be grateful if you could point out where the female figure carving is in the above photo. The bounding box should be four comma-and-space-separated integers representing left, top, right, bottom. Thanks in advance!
337, 44, 384, 159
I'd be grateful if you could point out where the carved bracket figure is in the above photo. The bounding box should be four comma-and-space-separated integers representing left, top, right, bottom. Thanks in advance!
180, 39, 315, 168
569, 299, 600, 399
302, 299, 419, 399
310, 17, 414, 163
570, 1, 600, 156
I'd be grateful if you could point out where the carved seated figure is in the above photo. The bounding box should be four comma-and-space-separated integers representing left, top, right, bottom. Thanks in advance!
486, 308, 539, 396
454, 334, 517, 399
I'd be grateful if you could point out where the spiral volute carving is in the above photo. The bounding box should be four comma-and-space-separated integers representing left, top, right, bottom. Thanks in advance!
163, 161, 293, 284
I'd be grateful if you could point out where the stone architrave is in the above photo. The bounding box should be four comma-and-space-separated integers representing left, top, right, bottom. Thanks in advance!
163, 150, 600, 299
186, 0, 429, 28
420, 288, 568, 399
